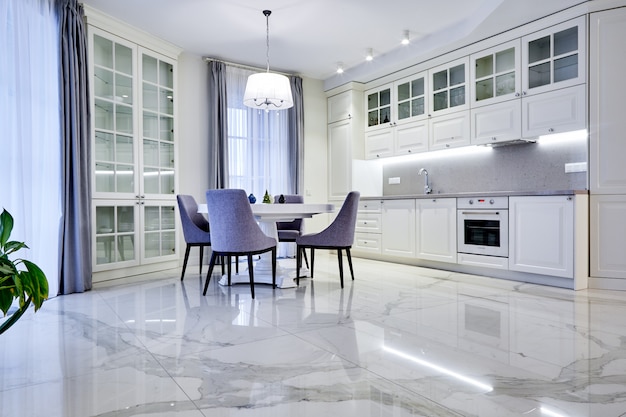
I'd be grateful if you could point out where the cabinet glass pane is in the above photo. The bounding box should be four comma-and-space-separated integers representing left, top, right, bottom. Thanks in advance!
161, 169, 175, 194
93, 35, 113, 69
143, 139, 159, 166
433, 91, 448, 111
95, 162, 114, 192
160, 142, 174, 168
379, 89, 391, 106
95, 99, 113, 130
554, 54, 578, 83
162, 206, 175, 229
116, 135, 134, 164
115, 44, 133, 75
144, 167, 159, 194
412, 78, 424, 96
160, 61, 174, 89
475, 78, 494, 101
144, 206, 160, 231
475, 55, 493, 79
95, 132, 114, 162
95, 236, 114, 264
367, 93, 378, 110
449, 64, 465, 86
96, 206, 115, 232
367, 110, 378, 127
397, 101, 410, 120
528, 62, 551, 88
143, 112, 158, 139
117, 207, 134, 232
115, 104, 133, 134
380, 106, 391, 124
160, 116, 174, 141
162, 231, 175, 255
450, 86, 465, 107
411, 97, 424, 117
115, 74, 133, 105
554, 26, 577, 56
495, 72, 515, 96
495, 48, 515, 73
433, 70, 448, 91
160, 89, 174, 115
144, 232, 160, 258
528, 36, 550, 64
142, 55, 158, 84
397, 82, 410, 101
94, 68, 113, 98
143, 83, 158, 112
116, 235, 135, 261
116, 164, 134, 193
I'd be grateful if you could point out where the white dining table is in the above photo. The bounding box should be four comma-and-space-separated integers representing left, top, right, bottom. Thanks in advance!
197, 202, 335, 288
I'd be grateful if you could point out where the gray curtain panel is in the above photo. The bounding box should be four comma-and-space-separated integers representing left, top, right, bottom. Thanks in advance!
288, 76, 304, 195
58, 0, 92, 294
207, 60, 229, 189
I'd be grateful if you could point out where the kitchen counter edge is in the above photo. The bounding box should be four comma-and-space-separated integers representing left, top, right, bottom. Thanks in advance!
360, 190, 589, 201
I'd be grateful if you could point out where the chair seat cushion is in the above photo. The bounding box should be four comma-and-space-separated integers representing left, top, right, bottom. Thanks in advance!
277, 230, 300, 241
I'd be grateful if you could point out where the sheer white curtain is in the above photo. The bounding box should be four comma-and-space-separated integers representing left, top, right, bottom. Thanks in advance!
0, 0, 62, 297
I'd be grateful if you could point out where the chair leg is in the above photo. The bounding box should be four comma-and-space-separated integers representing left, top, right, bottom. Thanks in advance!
296, 245, 301, 286
302, 248, 310, 269
199, 246, 204, 275
337, 249, 344, 288
346, 248, 355, 281
181, 244, 191, 281
203, 252, 218, 295
310, 248, 315, 278
236, 256, 239, 273
220, 254, 225, 276
271, 247, 277, 289
227, 256, 232, 286
247, 254, 255, 299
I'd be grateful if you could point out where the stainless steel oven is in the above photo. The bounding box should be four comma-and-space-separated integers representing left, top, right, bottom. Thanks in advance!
457, 197, 508, 258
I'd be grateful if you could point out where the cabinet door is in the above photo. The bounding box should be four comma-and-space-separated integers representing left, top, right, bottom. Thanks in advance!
354, 232, 382, 254
521, 84, 586, 139
521, 16, 586, 95
141, 202, 177, 263
365, 128, 394, 159
470, 39, 521, 107
365, 84, 394, 131
395, 119, 428, 155
328, 90, 354, 123
395, 72, 428, 124
471, 99, 522, 145
328, 119, 353, 199
509, 196, 574, 278
590, 8, 626, 193
429, 111, 471, 150
590, 195, 626, 279
382, 199, 416, 258
429, 57, 470, 117
416, 198, 457, 263
93, 201, 140, 272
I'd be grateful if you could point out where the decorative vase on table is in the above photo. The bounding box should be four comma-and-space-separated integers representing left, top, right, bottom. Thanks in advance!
262, 190, 272, 204
248, 193, 256, 204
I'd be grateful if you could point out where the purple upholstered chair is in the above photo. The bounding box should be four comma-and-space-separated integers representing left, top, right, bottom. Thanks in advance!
204, 189, 277, 299
296, 191, 360, 288
274, 194, 309, 268
177, 194, 215, 281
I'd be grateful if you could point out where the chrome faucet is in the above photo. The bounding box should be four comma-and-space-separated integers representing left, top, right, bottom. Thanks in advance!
418, 168, 432, 194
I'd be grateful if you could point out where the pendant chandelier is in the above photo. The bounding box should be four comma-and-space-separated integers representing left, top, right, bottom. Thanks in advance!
243, 10, 294, 111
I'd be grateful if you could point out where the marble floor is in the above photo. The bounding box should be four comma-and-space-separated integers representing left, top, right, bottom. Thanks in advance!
2, 254, 626, 417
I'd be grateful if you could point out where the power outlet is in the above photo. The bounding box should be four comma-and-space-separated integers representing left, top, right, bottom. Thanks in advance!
388, 177, 401, 185
564, 162, 587, 173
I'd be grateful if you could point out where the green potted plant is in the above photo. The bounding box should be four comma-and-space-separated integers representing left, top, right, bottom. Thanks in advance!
0, 208, 49, 335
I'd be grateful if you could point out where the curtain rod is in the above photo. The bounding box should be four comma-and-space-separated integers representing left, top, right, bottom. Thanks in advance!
203, 57, 292, 76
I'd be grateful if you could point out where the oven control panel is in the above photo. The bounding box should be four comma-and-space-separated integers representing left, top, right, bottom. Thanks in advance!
457, 196, 508, 209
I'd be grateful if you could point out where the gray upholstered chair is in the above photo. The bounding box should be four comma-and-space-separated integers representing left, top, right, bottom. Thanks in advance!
296, 191, 360, 288
203, 189, 277, 299
177, 194, 217, 281
274, 194, 309, 268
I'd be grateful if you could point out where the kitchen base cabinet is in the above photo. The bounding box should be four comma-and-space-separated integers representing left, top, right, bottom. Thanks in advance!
416, 198, 457, 263
509, 196, 574, 278
354, 200, 382, 255
590, 195, 626, 279
382, 199, 416, 258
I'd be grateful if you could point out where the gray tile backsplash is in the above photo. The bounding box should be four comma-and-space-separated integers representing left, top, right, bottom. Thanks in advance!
379, 139, 587, 196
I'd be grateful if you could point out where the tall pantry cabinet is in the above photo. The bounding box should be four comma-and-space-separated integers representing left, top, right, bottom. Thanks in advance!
86, 8, 182, 281
589, 7, 626, 286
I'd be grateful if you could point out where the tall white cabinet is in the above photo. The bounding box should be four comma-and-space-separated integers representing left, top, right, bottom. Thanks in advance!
87, 10, 181, 280
589, 7, 626, 284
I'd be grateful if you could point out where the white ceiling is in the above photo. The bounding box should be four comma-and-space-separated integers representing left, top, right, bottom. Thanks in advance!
82, 0, 586, 85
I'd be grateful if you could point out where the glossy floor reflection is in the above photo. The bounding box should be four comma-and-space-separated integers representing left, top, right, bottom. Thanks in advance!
2, 254, 626, 417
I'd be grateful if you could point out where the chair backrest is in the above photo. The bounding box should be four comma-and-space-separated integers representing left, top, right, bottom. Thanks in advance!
274, 194, 304, 232
177, 194, 211, 244
307, 191, 360, 247
205, 189, 276, 253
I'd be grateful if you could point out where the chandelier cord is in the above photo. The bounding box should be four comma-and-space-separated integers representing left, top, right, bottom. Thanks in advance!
264, 10, 271, 73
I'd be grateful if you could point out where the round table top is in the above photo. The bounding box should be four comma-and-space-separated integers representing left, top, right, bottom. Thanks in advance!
197, 202, 335, 221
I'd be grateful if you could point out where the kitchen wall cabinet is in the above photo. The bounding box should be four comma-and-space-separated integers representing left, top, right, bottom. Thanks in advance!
354, 200, 383, 254
429, 57, 470, 117
89, 23, 180, 277
429, 111, 471, 150
471, 99, 522, 145
327, 88, 364, 201
365, 84, 393, 132
509, 196, 574, 279
382, 199, 416, 258
416, 198, 457, 263
365, 118, 428, 159
470, 40, 521, 108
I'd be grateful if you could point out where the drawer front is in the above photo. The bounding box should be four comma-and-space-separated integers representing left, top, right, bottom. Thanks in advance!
356, 213, 382, 233
359, 200, 382, 213
354, 232, 382, 254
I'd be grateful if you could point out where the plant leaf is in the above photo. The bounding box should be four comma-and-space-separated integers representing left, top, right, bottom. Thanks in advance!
0, 209, 13, 247
0, 285, 13, 316
21, 260, 48, 311
3, 241, 28, 256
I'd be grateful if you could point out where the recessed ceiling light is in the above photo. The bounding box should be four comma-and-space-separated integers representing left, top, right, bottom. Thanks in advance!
401, 30, 410, 45
365, 48, 373, 61
336, 63, 344, 74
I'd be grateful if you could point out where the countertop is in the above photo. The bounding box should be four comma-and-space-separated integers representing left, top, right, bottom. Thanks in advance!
360, 189, 589, 200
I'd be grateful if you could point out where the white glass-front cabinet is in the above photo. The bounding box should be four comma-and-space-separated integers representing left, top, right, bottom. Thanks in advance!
471, 40, 521, 107
90, 27, 179, 276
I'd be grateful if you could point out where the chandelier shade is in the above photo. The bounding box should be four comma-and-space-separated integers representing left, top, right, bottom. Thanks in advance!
243, 10, 293, 111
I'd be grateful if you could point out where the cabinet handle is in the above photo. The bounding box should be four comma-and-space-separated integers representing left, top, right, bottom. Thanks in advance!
522, 91, 527, 96
567, 197, 572, 201
408, 149, 412, 153
492, 137, 497, 141
445, 144, 450, 148
515, 92, 520, 97
548, 128, 554, 133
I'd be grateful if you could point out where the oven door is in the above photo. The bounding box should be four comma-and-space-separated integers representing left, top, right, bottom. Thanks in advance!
457, 210, 508, 257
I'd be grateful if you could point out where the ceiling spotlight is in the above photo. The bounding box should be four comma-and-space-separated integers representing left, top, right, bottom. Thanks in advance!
401, 30, 410, 45
365, 48, 373, 61
336, 63, 344, 74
